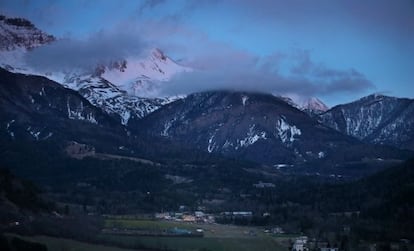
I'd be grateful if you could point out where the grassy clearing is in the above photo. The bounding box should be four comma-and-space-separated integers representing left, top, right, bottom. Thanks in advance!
105, 219, 198, 231
105, 218, 294, 239
5, 234, 137, 251
103, 218, 290, 251
101, 234, 285, 251
6, 219, 290, 251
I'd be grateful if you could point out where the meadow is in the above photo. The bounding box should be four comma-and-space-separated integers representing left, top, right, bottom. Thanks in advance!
100, 218, 290, 251
9, 218, 291, 251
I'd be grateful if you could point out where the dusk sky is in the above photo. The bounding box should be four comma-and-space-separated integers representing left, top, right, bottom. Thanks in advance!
1, 0, 413, 106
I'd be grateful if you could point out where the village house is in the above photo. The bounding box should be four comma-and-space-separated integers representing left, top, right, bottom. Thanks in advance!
182, 215, 196, 222
292, 236, 309, 251
292, 240, 307, 251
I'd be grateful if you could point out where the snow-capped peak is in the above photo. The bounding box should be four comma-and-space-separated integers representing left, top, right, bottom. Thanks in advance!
278, 94, 329, 113
301, 97, 329, 112
100, 48, 192, 97
151, 48, 167, 61
1, 36, 188, 125
0, 15, 55, 74
0, 15, 54, 51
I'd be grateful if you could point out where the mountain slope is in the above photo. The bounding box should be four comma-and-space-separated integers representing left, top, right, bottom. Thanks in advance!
300, 97, 329, 115
0, 15, 188, 125
0, 68, 227, 164
0, 168, 51, 222
100, 48, 191, 97
2, 48, 185, 125
319, 94, 414, 150
49, 48, 190, 124
0, 67, 130, 152
138, 91, 407, 167
57, 73, 174, 125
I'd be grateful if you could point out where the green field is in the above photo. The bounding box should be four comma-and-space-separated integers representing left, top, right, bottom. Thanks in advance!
12, 234, 286, 251
6, 234, 137, 251
101, 218, 290, 251
6, 219, 291, 251
101, 235, 283, 251
105, 218, 199, 231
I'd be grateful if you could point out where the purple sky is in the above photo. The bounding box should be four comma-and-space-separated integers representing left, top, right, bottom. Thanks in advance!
1, 0, 413, 106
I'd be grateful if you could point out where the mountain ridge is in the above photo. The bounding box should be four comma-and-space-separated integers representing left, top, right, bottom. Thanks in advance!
1, 14, 413, 156
319, 93, 414, 150
137, 90, 410, 169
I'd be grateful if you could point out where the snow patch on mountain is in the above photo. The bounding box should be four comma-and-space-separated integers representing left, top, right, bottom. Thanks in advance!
207, 134, 217, 153
162, 117, 179, 137
241, 95, 249, 106
6, 119, 15, 139
26, 126, 41, 140
222, 140, 234, 149
276, 117, 301, 143
236, 124, 267, 149
318, 151, 326, 158
66, 99, 98, 124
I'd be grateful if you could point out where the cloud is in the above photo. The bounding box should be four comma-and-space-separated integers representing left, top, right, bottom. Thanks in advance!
22, 18, 374, 100
160, 48, 374, 98
13, 0, 376, 101
24, 28, 148, 71
287, 50, 374, 95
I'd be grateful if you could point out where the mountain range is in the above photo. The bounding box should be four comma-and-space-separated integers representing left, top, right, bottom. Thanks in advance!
0, 15, 412, 177
138, 91, 404, 166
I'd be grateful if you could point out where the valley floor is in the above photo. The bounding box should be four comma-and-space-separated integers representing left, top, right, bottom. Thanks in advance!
6, 219, 289, 251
